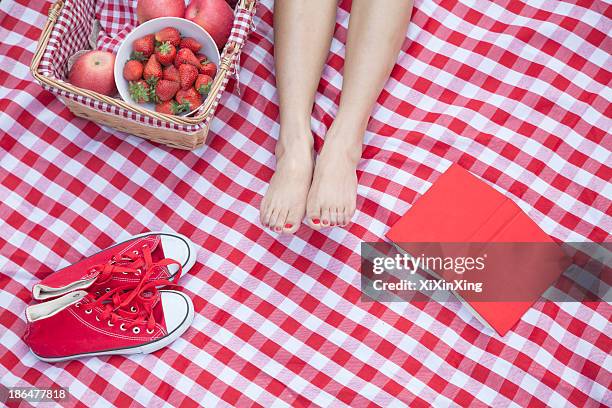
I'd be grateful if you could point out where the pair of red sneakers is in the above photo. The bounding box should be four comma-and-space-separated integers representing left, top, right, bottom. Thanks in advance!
24, 232, 197, 362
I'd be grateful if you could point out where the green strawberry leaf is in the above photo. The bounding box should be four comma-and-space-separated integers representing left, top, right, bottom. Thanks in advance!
145, 77, 159, 102
197, 82, 212, 95
174, 99, 191, 114
157, 41, 172, 55
130, 51, 146, 61
128, 81, 149, 103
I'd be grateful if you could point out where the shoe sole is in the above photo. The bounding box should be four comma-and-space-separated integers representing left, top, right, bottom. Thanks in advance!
31, 290, 194, 363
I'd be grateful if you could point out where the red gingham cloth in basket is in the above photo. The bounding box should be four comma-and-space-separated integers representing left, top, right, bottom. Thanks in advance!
0, 0, 611, 406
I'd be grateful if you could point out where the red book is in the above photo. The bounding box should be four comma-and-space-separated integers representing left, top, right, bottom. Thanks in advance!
386, 164, 569, 336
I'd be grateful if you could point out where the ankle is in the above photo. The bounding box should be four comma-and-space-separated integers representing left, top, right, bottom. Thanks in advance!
277, 129, 313, 157
323, 123, 364, 163
279, 113, 312, 133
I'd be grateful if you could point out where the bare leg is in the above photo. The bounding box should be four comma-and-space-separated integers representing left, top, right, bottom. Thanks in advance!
260, 0, 338, 234
306, 0, 413, 228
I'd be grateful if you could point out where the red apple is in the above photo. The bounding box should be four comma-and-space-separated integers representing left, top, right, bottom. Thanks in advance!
68, 50, 117, 96
185, 0, 233, 49
137, 0, 186, 23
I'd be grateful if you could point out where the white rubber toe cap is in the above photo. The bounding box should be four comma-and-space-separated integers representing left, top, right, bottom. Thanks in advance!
160, 290, 194, 334
158, 233, 197, 276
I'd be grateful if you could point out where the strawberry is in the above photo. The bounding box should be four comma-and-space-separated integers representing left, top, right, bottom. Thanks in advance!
133, 34, 155, 58
155, 27, 181, 47
175, 48, 200, 68
200, 59, 217, 77
155, 79, 180, 102
195, 74, 213, 95
179, 37, 202, 53
156, 100, 189, 115
128, 80, 150, 103
175, 87, 202, 111
123, 60, 143, 81
163, 65, 180, 83
179, 64, 199, 90
155, 41, 176, 66
143, 54, 163, 81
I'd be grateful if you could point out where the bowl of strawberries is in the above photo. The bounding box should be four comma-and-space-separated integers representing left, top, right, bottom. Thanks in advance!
114, 17, 221, 116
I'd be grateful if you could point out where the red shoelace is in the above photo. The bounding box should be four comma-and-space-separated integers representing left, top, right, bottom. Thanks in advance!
91, 243, 161, 285
78, 255, 183, 333
78, 280, 170, 333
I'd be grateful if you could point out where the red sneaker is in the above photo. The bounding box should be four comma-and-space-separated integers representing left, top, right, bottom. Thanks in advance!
32, 232, 196, 300
24, 280, 194, 362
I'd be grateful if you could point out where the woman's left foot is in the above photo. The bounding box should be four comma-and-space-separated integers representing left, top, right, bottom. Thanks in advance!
306, 123, 362, 229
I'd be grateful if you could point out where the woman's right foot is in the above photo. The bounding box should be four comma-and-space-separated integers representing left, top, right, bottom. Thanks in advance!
260, 125, 314, 234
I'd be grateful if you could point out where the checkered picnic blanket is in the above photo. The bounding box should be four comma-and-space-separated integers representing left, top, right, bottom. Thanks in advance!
1, 0, 610, 406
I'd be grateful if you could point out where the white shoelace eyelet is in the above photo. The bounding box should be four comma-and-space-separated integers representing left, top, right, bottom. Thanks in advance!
85, 309, 92, 314
136, 269, 142, 275
146, 329, 154, 334
132, 327, 140, 334
130, 306, 137, 312
95, 316, 100, 322
75, 302, 81, 308
122, 272, 128, 275
133, 250, 139, 255
95, 291, 100, 296
105, 288, 110, 292
120, 323, 127, 331
107, 321, 114, 327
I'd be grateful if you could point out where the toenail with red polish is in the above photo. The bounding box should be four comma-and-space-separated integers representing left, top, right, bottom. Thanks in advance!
275, 227, 282, 232
312, 219, 320, 224
285, 223, 293, 228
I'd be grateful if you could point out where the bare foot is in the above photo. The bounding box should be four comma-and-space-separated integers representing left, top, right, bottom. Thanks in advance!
306, 122, 361, 229
260, 125, 314, 234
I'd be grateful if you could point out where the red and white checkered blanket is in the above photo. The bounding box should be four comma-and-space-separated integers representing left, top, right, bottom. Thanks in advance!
1, 0, 610, 406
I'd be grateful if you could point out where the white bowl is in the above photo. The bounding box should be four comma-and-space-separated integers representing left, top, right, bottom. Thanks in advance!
114, 17, 220, 115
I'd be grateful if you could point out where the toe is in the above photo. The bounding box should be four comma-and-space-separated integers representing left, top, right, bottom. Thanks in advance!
260, 201, 270, 227
306, 204, 322, 230
330, 207, 339, 227
344, 206, 355, 226
320, 208, 331, 227
283, 209, 303, 234
268, 208, 280, 232
273, 209, 289, 233
345, 206, 354, 226
263, 203, 278, 229
338, 207, 347, 227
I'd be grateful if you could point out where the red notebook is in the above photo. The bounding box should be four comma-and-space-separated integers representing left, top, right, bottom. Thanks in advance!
386, 164, 569, 336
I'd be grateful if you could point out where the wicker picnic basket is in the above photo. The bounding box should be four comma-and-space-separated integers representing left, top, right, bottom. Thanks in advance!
31, 0, 257, 150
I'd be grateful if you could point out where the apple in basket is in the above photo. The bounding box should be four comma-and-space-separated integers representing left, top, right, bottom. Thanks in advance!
114, 17, 221, 116
185, 0, 234, 49
137, 0, 186, 23
68, 50, 117, 96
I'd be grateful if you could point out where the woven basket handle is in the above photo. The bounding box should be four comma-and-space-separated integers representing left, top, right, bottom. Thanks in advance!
31, 0, 65, 78
191, 0, 257, 118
